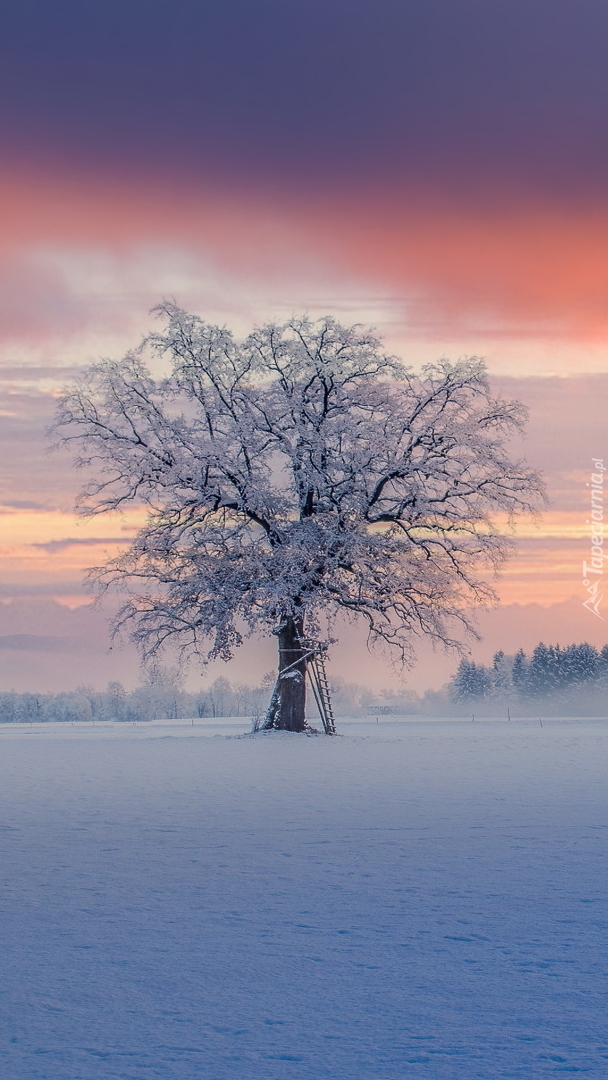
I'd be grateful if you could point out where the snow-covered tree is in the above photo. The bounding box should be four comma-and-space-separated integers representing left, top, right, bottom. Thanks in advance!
526, 643, 566, 697
561, 643, 599, 688
598, 645, 608, 685
54, 304, 543, 732
490, 649, 512, 698
450, 659, 491, 703
511, 648, 528, 695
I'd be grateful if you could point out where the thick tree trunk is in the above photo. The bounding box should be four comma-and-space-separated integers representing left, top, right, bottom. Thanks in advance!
275, 615, 307, 731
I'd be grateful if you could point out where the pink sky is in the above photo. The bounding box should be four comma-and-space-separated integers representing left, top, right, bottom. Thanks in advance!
1, 172, 605, 692
3, 0, 608, 691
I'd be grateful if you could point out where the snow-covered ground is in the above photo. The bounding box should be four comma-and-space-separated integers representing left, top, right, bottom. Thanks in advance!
1, 717, 607, 1079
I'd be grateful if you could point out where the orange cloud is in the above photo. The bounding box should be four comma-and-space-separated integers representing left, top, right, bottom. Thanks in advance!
3, 169, 608, 348
312, 198, 608, 340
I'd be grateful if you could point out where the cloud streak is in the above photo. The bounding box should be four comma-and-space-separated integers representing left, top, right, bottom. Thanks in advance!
32, 537, 129, 554
0, 633, 86, 653
3, 176, 608, 362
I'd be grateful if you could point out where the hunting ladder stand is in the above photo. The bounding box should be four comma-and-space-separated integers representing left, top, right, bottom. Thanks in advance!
256, 639, 337, 734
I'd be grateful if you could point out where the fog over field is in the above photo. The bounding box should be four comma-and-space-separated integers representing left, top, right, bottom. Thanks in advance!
1, 718, 607, 1079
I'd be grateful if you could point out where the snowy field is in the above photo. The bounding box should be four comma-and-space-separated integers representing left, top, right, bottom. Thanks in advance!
1, 718, 607, 1080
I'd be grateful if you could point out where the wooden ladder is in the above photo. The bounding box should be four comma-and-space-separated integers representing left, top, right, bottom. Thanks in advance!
307, 647, 337, 735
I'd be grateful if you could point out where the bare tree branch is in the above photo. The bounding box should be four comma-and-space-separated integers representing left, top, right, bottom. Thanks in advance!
52, 306, 545, 684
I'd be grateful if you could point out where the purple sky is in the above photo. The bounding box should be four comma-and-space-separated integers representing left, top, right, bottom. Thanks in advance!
1, 1, 607, 692
1, 0, 607, 200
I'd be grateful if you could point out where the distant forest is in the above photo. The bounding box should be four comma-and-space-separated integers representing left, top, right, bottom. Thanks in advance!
1, 641, 608, 723
450, 642, 608, 710
0, 669, 272, 726
0, 668, 411, 725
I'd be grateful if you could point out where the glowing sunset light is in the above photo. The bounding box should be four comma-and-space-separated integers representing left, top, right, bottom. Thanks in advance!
1, 0, 608, 688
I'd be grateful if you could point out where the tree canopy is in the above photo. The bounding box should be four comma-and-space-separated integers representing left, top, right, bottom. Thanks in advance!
54, 303, 544, 730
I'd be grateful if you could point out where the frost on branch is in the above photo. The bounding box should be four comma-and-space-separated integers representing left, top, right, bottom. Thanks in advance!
52, 303, 545, 731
